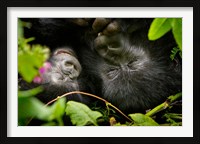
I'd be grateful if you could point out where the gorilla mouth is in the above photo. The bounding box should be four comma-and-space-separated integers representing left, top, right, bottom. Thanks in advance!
58, 73, 74, 82
45, 71, 74, 86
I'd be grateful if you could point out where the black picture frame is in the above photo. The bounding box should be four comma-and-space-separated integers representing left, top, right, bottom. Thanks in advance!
1, 0, 199, 144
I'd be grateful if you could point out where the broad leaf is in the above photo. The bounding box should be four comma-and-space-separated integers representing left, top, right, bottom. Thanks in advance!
129, 113, 159, 126
148, 18, 172, 40
171, 18, 182, 50
18, 53, 43, 82
18, 86, 43, 98
18, 45, 49, 83
48, 98, 66, 121
18, 97, 66, 124
66, 101, 103, 126
18, 97, 52, 121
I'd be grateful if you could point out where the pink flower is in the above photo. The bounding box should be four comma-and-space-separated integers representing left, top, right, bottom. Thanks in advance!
33, 76, 42, 84
44, 62, 51, 70
33, 62, 52, 84
39, 62, 52, 74
39, 67, 46, 74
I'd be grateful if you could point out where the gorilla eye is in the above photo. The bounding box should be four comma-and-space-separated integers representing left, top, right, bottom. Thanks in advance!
127, 58, 138, 67
127, 60, 134, 66
109, 68, 116, 72
128, 60, 134, 65
106, 68, 118, 79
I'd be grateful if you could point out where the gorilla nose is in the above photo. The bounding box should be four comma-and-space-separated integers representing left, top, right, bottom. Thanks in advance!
61, 60, 81, 80
62, 61, 75, 75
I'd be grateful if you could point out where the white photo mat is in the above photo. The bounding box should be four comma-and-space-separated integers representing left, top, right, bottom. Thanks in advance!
7, 7, 193, 137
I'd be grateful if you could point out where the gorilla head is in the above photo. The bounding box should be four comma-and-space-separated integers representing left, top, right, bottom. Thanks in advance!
36, 47, 86, 103
42, 48, 81, 87
81, 18, 182, 113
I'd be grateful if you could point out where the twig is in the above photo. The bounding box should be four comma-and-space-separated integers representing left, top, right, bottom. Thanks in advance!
145, 92, 182, 117
45, 91, 133, 122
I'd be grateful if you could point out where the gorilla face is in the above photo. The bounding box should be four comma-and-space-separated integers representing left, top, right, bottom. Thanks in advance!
85, 19, 182, 112
42, 48, 81, 86
38, 48, 84, 102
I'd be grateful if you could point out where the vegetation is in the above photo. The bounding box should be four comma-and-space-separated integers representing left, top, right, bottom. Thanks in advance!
18, 18, 182, 126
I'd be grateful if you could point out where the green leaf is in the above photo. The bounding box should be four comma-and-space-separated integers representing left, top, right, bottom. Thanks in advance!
41, 122, 57, 126
129, 113, 159, 126
65, 101, 103, 126
18, 37, 50, 83
18, 97, 52, 121
18, 45, 49, 83
163, 113, 182, 126
18, 19, 24, 39
18, 19, 32, 40
179, 51, 182, 58
171, 18, 182, 50
18, 53, 42, 82
18, 97, 66, 124
170, 47, 180, 60
48, 98, 66, 121
168, 92, 182, 102
148, 18, 172, 40
18, 86, 43, 98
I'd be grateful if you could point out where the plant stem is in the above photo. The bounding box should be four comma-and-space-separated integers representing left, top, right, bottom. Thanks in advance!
57, 117, 64, 126
45, 91, 133, 122
145, 92, 182, 117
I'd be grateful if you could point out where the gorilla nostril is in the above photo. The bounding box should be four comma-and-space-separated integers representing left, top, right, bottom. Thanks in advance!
61, 61, 75, 75
64, 61, 73, 68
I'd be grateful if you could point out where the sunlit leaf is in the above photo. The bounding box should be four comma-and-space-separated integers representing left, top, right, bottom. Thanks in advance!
18, 44, 50, 83
171, 18, 182, 50
65, 101, 103, 126
129, 113, 159, 126
148, 18, 172, 40
18, 53, 43, 82
170, 47, 180, 60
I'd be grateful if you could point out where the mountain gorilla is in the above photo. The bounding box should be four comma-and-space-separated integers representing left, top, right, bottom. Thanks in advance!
20, 18, 182, 113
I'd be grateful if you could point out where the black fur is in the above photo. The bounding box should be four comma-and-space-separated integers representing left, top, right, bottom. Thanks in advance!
20, 18, 182, 113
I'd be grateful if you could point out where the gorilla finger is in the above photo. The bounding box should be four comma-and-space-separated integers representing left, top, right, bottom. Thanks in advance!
70, 18, 92, 27
102, 20, 121, 36
94, 35, 122, 60
92, 18, 112, 33
94, 34, 121, 48
94, 35, 109, 48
